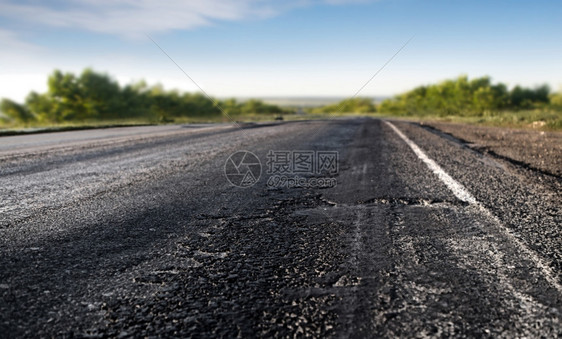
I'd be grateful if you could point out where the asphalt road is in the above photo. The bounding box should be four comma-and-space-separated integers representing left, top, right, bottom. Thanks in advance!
0, 119, 560, 338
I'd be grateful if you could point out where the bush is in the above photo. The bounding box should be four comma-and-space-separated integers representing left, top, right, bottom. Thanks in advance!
378, 75, 552, 116
0, 98, 35, 124
1, 68, 286, 126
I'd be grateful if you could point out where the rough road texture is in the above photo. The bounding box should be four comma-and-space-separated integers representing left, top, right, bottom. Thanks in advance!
422, 121, 562, 177
0, 119, 560, 338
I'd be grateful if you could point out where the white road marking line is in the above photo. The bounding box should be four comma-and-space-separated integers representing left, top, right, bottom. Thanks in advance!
385, 121, 476, 204
385, 120, 562, 295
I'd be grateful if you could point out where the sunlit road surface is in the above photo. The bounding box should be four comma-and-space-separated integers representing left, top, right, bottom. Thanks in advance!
0, 119, 560, 337
0, 124, 230, 154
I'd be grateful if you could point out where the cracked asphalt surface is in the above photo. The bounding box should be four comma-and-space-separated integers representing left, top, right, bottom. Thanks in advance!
0, 119, 560, 338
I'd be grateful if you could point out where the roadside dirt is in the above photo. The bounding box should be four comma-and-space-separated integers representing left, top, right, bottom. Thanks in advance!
420, 121, 562, 177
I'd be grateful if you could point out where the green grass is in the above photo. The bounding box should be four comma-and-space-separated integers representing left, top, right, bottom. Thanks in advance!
373, 109, 562, 131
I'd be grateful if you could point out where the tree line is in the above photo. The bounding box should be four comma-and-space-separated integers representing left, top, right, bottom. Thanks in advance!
378, 75, 560, 116
0, 69, 286, 125
311, 75, 561, 116
2, 71, 560, 126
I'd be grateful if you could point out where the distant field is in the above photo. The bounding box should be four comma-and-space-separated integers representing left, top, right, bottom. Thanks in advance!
252, 96, 387, 107
1, 110, 560, 136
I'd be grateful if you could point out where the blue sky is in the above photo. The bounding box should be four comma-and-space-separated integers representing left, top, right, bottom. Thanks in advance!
0, 0, 561, 102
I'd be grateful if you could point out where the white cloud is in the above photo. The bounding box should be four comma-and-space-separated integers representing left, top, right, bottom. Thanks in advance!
0, 28, 46, 77
0, 0, 254, 38
0, 29, 41, 52
0, 0, 374, 39
0, 30, 46, 102
0, 0, 388, 101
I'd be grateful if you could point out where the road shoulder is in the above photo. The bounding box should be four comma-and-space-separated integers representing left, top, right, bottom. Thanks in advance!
419, 121, 562, 178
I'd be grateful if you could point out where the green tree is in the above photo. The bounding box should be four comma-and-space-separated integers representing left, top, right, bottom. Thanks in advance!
77, 68, 122, 120
2, 68, 287, 126
46, 70, 86, 121
377, 75, 549, 116
0, 98, 35, 124
220, 98, 241, 115
25, 92, 55, 122
509, 84, 549, 108
550, 89, 562, 109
